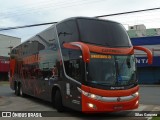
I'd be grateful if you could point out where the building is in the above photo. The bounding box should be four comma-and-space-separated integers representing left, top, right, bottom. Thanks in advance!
128, 25, 160, 84
0, 34, 21, 81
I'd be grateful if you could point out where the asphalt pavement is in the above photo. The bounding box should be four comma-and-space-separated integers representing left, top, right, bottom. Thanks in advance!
139, 85, 160, 105
0, 82, 160, 120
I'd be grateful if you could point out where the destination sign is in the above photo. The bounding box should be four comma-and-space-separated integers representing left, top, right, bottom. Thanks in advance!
91, 54, 112, 59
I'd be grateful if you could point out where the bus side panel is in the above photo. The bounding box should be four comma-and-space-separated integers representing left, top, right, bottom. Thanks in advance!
60, 76, 82, 111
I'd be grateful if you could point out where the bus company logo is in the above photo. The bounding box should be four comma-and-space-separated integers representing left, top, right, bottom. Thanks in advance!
101, 49, 122, 53
2, 112, 11, 117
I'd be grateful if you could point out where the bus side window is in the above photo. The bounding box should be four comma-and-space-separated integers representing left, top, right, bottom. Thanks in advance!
65, 59, 81, 82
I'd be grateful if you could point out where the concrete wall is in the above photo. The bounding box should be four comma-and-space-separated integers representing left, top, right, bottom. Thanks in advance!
0, 34, 21, 57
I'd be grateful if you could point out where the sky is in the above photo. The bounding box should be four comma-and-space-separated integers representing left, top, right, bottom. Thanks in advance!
0, 0, 160, 42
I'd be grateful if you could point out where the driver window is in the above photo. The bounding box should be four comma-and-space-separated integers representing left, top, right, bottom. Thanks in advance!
63, 48, 84, 82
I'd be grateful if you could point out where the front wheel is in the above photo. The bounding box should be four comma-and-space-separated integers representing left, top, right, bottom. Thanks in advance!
54, 90, 64, 112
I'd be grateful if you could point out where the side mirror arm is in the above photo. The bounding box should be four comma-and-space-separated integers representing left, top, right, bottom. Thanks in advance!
133, 46, 153, 64
63, 42, 90, 63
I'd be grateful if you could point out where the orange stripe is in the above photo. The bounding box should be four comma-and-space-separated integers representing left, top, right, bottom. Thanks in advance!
134, 46, 153, 64
63, 42, 134, 55
63, 42, 90, 63
87, 44, 134, 55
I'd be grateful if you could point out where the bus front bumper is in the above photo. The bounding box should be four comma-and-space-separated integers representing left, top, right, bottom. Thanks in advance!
82, 95, 139, 112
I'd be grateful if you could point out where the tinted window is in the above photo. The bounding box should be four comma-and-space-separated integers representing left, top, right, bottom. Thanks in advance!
38, 46, 59, 79
65, 59, 83, 82
86, 54, 137, 86
57, 20, 79, 45
87, 54, 116, 84
62, 47, 85, 82
57, 20, 85, 82
77, 18, 132, 47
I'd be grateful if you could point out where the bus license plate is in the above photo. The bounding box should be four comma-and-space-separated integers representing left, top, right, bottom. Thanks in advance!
114, 106, 123, 110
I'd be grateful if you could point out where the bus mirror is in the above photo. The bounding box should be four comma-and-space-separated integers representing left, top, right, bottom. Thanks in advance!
63, 42, 90, 63
133, 46, 153, 64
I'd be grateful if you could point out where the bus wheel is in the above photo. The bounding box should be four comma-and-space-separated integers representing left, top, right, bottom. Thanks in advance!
19, 84, 25, 97
55, 90, 64, 112
14, 83, 17, 95
15, 83, 20, 96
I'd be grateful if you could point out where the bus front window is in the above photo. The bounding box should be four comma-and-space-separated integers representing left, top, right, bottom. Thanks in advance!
77, 18, 132, 47
86, 54, 116, 85
115, 55, 137, 85
86, 54, 137, 87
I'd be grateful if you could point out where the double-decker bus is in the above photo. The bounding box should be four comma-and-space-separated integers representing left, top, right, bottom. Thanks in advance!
10, 17, 152, 112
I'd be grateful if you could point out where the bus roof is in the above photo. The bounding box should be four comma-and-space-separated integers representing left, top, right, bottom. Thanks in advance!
12, 17, 121, 50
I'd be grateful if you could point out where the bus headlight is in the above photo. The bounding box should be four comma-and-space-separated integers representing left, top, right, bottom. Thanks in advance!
77, 87, 101, 100
88, 93, 101, 100
132, 92, 139, 97
90, 94, 96, 99
135, 92, 139, 96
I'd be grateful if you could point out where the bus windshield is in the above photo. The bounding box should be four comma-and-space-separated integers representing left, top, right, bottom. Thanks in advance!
86, 54, 136, 86
77, 18, 132, 47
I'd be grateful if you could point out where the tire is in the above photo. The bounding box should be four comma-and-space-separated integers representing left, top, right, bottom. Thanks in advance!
19, 84, 25, 97
14, 83, 17, 95
15, 83, 20, 96
55, 90, 64, 112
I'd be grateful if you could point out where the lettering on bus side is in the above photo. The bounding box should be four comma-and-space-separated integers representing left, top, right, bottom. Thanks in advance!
23, 54, 40, 64
101, 49, 122, 54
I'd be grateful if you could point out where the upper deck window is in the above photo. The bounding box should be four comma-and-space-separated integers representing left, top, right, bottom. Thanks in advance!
77, 18, 132, 47
57, 20, 79, 45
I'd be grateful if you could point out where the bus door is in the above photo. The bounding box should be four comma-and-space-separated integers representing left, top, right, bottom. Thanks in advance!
68, 59, 84, 108
62, 48, 84, 110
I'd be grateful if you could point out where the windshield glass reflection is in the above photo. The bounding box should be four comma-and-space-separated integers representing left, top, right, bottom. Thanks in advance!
86, 54, 136, 86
